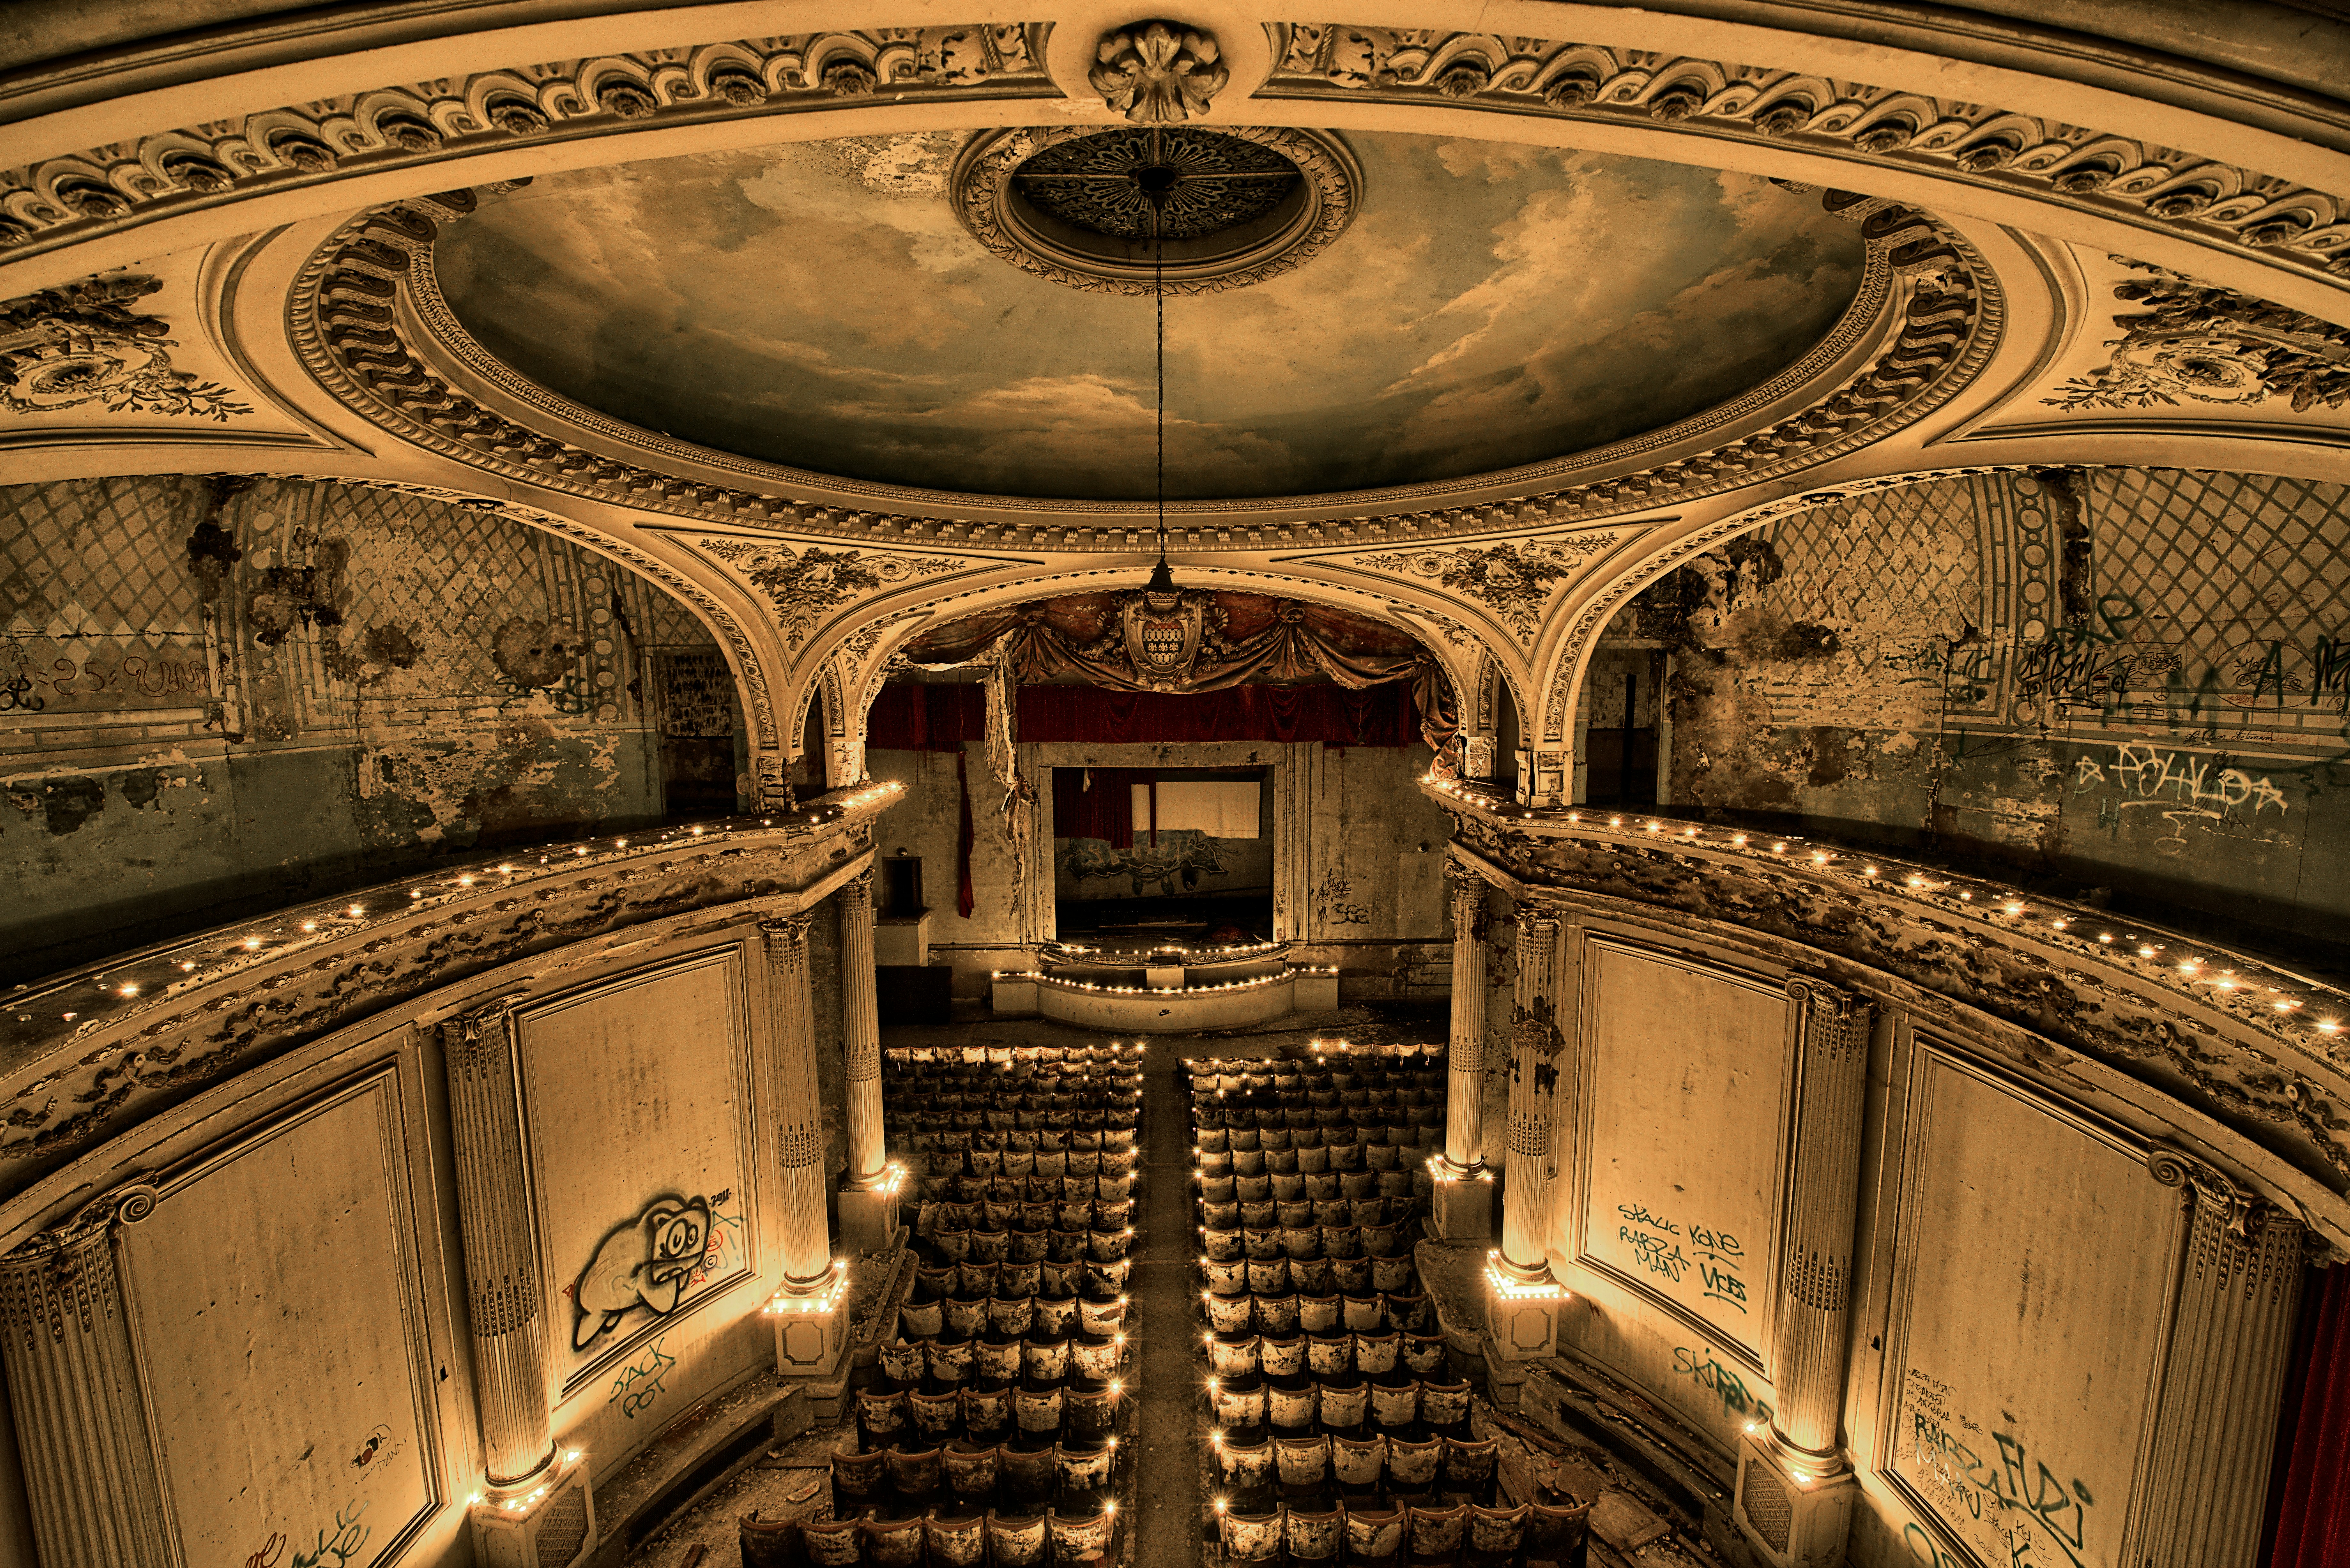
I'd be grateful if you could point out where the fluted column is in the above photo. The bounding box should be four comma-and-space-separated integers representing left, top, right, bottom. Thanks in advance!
0, 1183, 172, 1568
2127, 1153, 2306, 1568
440, 998, 555, 1490
762, 914, 835, 1290
1498, 906, 1563, 1280
1440, 862, 1489, 1176
838, 871, 886, 1187
1765, 980, 1872, 1471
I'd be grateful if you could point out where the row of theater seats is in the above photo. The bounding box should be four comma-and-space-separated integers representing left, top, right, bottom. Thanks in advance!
1217, 1499, 1591, 1567
859, 1383, 1125, 1446
844, 1042, 1140, 1563
833, 1438, 1119, 1513
743, 1506, 1116, 1568
1212, 1374, 1473, 1439
1191, 1049, 1465, 1548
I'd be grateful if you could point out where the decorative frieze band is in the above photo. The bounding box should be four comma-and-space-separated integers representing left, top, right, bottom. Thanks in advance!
1259, 23, 2350, 288
0, 27, 1056, 260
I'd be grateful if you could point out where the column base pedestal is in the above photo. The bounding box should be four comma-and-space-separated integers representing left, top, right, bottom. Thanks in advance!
770, 1273, 851, 1389
837, 1185, 900, 1253
1431, 1175, 1493, 1241
1483, 1258, 1565, 1361
1733, 1435, 1856, 1568
469, 1454, 595, 1568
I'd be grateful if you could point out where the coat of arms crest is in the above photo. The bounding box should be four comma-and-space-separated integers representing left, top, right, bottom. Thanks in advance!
1111, 587, 1224, 689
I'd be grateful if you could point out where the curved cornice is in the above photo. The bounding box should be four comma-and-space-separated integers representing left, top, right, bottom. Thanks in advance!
285, 182, 1991, 551
1, 3, 2345, 318
0, 791, 897, 1186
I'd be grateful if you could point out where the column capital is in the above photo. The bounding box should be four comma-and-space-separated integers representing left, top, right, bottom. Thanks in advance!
761, 910, 815, 947
441, 991, 527, 1067
4, 1179, 159, 1267
1514, 904, 1560, 941
841, 866, 875, 901
2149, 1146, 2274, 1249
1443, 858, 1487, 892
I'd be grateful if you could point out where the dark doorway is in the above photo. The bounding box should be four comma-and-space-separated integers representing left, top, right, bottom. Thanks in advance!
653, 649, 745, 818
1051, 764, 1274, 946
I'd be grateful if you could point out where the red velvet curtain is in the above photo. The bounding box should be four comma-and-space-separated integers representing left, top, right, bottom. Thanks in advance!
954, 750, 976, 918
2265, 1265, 2350, 1567
866, 683, 987, 751
1050, 767, 1142, 848
1016, 683, 1420, 746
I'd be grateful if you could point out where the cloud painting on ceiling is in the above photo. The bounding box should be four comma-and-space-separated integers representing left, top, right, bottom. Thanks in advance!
435, 132, 1866, 502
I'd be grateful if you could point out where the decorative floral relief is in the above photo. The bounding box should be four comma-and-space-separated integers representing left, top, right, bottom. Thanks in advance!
0, 275, 252, 420
691, 537, 961, 649
2043, 259, 2350, 413
1356, 537, 1615, 639
1088, 20, 1229, 124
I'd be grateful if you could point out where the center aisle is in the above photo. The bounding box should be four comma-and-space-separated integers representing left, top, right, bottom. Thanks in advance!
1132, 1040, 1202, 1568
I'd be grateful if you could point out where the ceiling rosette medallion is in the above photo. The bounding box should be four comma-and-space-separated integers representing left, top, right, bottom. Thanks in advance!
1090, 21, 1230, 124
950, 124, 1359, 295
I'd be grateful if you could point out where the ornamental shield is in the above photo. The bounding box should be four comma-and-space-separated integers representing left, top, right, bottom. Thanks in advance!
1118, 588, 1208, 687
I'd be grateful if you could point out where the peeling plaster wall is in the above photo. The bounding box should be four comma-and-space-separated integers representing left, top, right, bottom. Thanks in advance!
1624, 468, 2350, 956
0, 476, 734, 982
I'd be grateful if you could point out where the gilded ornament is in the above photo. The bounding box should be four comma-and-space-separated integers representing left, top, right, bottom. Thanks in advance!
1089, 21, 1229, 123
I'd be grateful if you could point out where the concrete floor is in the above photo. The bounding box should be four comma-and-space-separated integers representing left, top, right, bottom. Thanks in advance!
628, 999, 1447, 1567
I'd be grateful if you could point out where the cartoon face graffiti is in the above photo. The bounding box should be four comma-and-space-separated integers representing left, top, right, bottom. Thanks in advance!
571, 1191, 727, 1351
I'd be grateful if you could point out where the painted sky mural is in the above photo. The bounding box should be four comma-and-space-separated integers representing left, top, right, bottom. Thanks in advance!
436, 130, 1866, 501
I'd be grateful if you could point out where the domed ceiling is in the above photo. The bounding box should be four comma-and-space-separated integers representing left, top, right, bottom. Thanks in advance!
434, 130, 1867, 502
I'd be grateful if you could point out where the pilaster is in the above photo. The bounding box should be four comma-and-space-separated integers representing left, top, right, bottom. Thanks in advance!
0, 1182, 173, 1568
439, 996, 556, 1492
1433, 861, 1494, 1239
835, 871, 898, 1252
1486, 904, 1567, 1359
2125, 1152, 2307, 1568
761, 914, 850, 1381
1734, 978, 1870, 1568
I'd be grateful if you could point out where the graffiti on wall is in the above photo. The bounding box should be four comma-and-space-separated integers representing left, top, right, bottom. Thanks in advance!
569, 1189, 737, 1351
1899, 1367, 2098, 1568
1060, 829, 1230, 897
1669, 1343, 1773, 1428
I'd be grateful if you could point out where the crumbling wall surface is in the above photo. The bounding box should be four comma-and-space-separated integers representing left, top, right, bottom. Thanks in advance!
1630, 468, 2350, 946
0, 476, 719, 982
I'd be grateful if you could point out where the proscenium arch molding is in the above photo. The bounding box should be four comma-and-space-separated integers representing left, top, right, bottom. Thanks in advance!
807, 559, 1504, 769
3, 2, 2348, 324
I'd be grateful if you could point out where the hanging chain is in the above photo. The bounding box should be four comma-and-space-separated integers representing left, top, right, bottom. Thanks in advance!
1154, 171, 1167, 562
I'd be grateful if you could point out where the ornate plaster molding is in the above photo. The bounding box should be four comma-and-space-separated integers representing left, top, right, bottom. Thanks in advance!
286, 186, 1987, 554
1257, 23, 2350, 293
2044, 258, 2350, 412
0, 809, 887, 1170
1441, 795, 2350, 1219
949, 124, 1356, 295
0, 274, 251, 419
0, 26, 1057, 264
683, 535, 968, 653
1089, 21, 1229, 124
1353, 535, 1617, 643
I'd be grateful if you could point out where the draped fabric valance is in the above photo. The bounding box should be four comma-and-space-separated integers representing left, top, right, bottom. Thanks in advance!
898, 591, 1456, 753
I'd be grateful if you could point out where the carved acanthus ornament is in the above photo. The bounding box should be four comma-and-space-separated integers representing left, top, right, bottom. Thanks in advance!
2044, 260, 2350, 412
1090, 22, 1229, 123
1258, 24, 2350, 287
688, 537, 965, 651
1354, 537, 1616, 640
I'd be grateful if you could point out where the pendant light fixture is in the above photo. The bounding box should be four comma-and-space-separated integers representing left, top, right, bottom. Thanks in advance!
1138, 135, 1178, 596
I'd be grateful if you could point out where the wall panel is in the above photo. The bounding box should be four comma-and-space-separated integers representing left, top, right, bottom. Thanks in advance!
119, 1067, 440, 1568
1878, 1044, 2182, 1568
520, 948, 760, 1455
1574, 940, 1786, 1366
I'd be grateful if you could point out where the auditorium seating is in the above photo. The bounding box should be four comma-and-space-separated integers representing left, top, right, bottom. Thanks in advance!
1186, 1046, 1591, 1564
755, 1044, 1143, 1566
